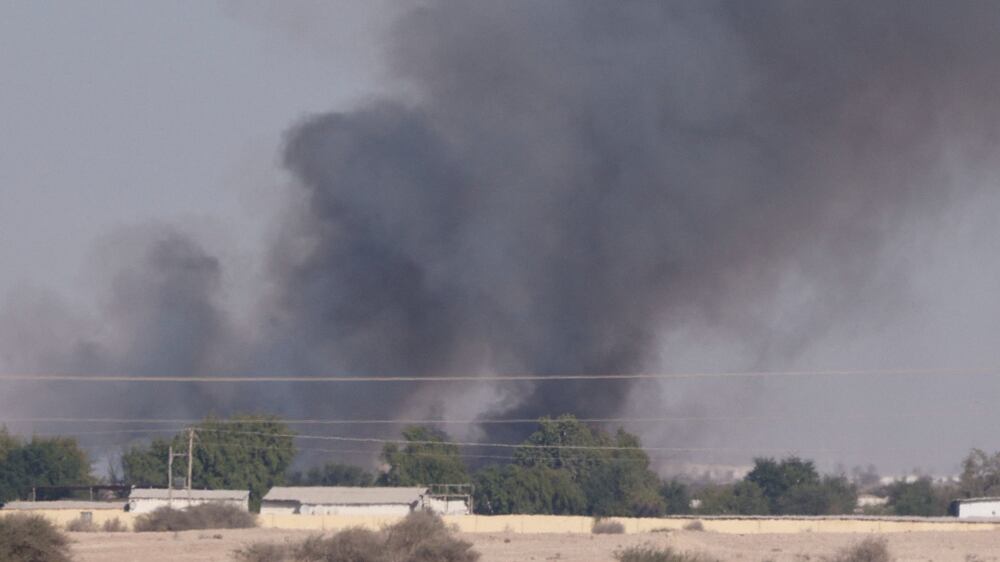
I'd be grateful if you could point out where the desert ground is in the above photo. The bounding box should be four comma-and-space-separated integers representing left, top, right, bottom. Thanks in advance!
68, 528, 1000, 562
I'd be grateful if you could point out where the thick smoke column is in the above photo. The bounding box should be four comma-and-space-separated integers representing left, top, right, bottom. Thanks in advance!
261, 1, 1000, 428
4, 2, 1000, 448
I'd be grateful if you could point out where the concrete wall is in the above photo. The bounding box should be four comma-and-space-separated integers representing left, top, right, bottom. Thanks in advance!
299, 503, 415, 516
260, 501, 420, 516
0, 508, 133, 531
5, 509, 1000, 535
127, 497, 248, 514
958, 501, 1000, 518
425, 497, 471, 516
255, 514, 1000, 534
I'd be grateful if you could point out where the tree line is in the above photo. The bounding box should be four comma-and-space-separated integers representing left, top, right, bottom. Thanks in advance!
2, 415, 998, 517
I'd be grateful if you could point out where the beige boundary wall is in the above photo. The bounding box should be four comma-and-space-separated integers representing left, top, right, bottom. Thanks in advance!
258, 514, 1000, 535
4, 509, 1000, 534
0, 508, 133, 530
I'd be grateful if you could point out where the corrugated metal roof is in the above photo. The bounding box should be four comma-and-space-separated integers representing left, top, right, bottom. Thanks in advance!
956, 497, 1000, 504
129, 488, 249, 500
3, 501, 126, 510
263, 486, 427, 505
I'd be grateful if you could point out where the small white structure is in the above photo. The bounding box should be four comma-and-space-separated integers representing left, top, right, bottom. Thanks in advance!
425, 496, 472, 515
262, 486, 430, 515
856, 494, 889, 510
954, 497, 1000, 519
127, 488, 250, 514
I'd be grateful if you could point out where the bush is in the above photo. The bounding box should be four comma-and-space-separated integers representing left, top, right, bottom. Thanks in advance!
66, 516, 98, 532
615, 545, 719, 562
234, 511, 479, 562
592, 519, 625, 534
233, 541, 291, 562
0, 513, 73, 562
297, 528, 386, 562
134, 503, 256, 532
102, 518, 127, 532
826, 538, 891, 562
682, 520, 704, 531
384, 510, 448, 552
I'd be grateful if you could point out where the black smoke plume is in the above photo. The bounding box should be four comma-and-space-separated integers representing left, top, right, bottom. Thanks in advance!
4, 1, 1000, 448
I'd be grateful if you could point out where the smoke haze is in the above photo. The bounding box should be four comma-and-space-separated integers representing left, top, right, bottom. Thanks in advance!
4, 1, 1000, 472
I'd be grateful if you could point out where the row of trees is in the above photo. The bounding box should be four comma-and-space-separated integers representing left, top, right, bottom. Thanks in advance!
6, 416, 1000, 517
0, 429, 91, 503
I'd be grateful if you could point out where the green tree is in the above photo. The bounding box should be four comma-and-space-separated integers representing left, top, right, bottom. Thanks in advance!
514, 416, 607, 481
886, 478, 949, 516
378, 426, 469, 486
746, 457, 820, 513
121, 415, 296, 511
580, 430, 665, 516
504, 416, 664, 516
121, 439, 172, 487
0, 436, 91, 502
777, 476, 857, 515
696, 481, 769, 515
660, 479, 691, 514
0, 428, 17, 461
288, 463, 373, 487
473, 464, 586, 515
959, 449, 1000, 498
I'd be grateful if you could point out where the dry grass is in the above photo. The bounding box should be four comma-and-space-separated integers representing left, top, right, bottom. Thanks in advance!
234, 511, 479, 562
592, 519, 626, 534
0, 513, 73, 562
825, 537, 892, 562
66, 516, 99, 532
102, 518, 127, 533
683, 520, 705, 532
615, 545, 720, 562
134, 503, 256, 532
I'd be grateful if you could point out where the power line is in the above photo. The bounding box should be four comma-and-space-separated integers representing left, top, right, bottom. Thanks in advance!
197, 427, 844, 455
0, 367, 993, 383
0, 409, 973, 427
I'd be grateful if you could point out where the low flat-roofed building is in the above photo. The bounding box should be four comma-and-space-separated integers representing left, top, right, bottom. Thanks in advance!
954, 497, 1000, 518
127, 488, 250, 514
261, 486, 428, 515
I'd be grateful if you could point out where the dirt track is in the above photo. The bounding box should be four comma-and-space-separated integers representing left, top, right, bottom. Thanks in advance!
68, 528, 1000, 562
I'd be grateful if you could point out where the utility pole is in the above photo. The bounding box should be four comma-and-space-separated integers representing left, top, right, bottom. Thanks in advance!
166, 437, 189, 506
186, 427, 195, 491
167, 445, 174, 504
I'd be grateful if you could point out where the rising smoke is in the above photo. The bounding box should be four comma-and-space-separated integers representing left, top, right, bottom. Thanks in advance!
3, 2, 1000, 458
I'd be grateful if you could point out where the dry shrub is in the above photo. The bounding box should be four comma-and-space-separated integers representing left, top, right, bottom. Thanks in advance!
234, 511, 479, 562
66, 516, 98, 532
134, 503, 256, 532
297, 528, 386, 562
592, 519, 626, 534
615, 545, 719, 562
683, 520, 705, 532
0, 513, 73, 562
826, 538, 891, 562
235, 541, 293, 562
102, 518, 127, 532
385, 510, 447, 551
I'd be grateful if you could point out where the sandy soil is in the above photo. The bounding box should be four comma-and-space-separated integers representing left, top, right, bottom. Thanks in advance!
68, 528, 1000, 562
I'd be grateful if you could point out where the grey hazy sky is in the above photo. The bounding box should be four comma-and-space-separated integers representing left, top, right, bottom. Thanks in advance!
0, 1, 388, 300
3, 2, 1000, 477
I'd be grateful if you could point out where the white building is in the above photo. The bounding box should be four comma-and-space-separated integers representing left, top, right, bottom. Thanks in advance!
954, 497, 1000, 519
261, 486, 470, 516
127, 488, 250, 514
